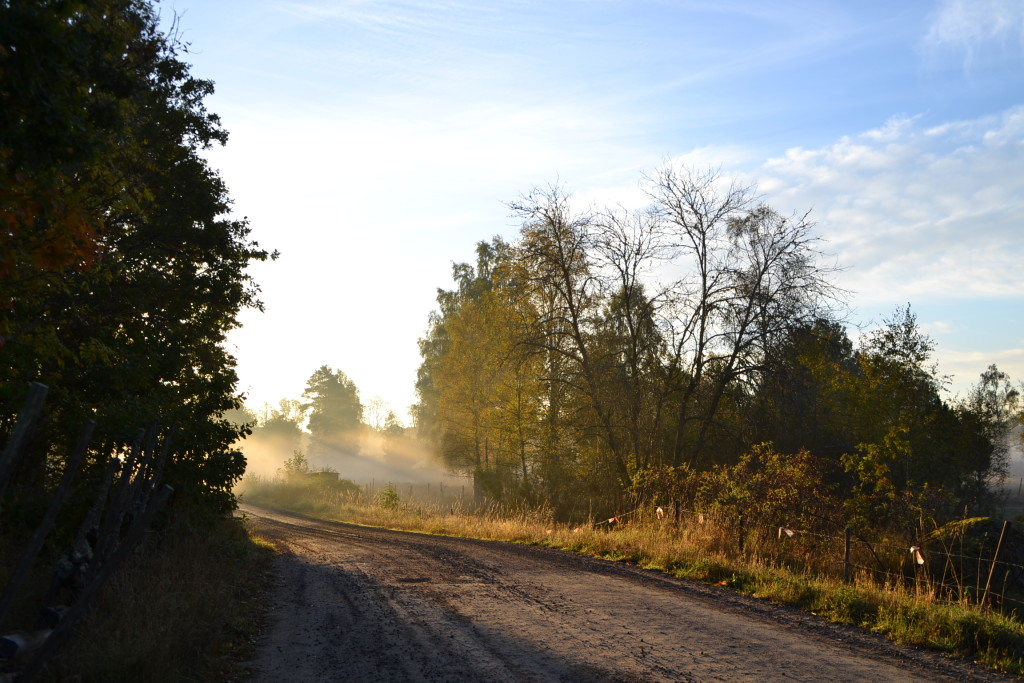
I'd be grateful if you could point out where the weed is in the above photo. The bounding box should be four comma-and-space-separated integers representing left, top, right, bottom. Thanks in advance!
375, 484, 400, 509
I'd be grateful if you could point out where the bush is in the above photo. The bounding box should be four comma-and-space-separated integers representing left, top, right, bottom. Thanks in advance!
375, 484, 400, 509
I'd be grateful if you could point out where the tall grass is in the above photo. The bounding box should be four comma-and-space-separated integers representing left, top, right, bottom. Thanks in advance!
239, 474, 1024, 676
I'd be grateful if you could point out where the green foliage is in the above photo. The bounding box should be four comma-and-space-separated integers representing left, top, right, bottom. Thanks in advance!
699, 444, 842, 531
259, 399, 305, 438
415, 173, 847, 514
280, 450, 310, 477
752, 318, 859, 460
415, 237, 545, 502
302, 366, 363, 455
0, 0, 270, 512
375, 483, 400, 509
413, 177, 1013, 522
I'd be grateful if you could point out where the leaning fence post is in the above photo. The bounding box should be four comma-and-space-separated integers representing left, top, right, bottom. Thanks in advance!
0, 382, 49, 519
981, 519, 1009, 607
19, 485, 175, 682
844, 527, 852, 584
90, 429, 146, 570
0, 419, 95, 626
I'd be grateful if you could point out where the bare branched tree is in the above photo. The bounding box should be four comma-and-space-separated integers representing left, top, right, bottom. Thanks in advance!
511, 186, 632, 484
590, 205, 673, 469
647, 165, 844, 467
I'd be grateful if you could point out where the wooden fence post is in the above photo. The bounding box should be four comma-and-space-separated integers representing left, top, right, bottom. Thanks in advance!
1, 413, 178, 679
738, 511, 745, 554
19, 485, 175, 682
0, 382, 49, 520
844, 527, 852, 584
0, 420, 95, 625
981, 520, 1009, 607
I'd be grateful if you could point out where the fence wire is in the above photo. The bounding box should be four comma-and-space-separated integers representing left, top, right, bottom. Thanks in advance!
614, 502, 1024, 615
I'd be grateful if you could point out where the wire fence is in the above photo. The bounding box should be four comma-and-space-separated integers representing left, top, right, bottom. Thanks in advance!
245, 466, 1024, 616
603, 500, 1024, 615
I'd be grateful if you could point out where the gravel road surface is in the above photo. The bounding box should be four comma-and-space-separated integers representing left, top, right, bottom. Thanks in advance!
240, 503, 1009, 682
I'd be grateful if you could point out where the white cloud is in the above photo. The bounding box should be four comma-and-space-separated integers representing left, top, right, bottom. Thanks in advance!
936, 347, 1024, 396
924, 0, 1024, 47
921, 320, 953, 336
756, 105, 1024, 304
922, 0, 1024, 70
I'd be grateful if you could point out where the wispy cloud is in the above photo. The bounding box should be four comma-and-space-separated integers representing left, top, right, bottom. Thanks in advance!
756, 105, 1024, 304
922, 0, 1024, 70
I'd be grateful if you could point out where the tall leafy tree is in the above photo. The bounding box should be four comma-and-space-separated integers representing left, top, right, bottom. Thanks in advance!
954, 364, 1019, 500
415, 239, 543, 501
248, 399, 305, 459
1, 0, 271, 512
301, 366, 363, 457
752, 318, 859, 461
513, 188, 632, 490
590, 206, 674, 474
415, 168, 1014, 517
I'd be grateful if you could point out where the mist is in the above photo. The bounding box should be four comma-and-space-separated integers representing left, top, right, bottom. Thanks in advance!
235, 425, 467, 489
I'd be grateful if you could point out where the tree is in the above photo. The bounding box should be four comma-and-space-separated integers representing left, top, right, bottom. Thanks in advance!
958, 364, 1019, 496
1, 0, 271, 512
751, 318, 859, 461
590, 206, 674, 473
415, 238, 544, 502
647, 165, 842, 468
246, 399, 305, 461
381, 411, 405, 437
849, 306, 945, 487
415, 171, 845, 512
513, 187, 632, 490
302, 366, 363, 457
964, 365, 1020, 454
364, 396, 391, 433
414, 166, 1013, 519
279, 449, 310, 478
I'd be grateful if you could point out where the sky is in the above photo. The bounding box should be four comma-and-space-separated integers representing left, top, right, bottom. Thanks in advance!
164, 0, 1024, 421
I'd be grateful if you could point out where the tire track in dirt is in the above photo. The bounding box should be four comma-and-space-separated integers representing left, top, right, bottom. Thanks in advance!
240, 504, 1010, 682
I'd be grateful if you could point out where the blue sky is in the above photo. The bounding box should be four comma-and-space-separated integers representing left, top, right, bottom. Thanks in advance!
166, 0, 1024, 418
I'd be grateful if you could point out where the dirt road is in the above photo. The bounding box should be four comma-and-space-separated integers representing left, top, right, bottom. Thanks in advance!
240, 503, 1006, 682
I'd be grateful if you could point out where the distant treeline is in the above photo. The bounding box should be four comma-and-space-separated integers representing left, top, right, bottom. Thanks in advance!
231, 365, 409, 472
412, 171, 1022, 523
